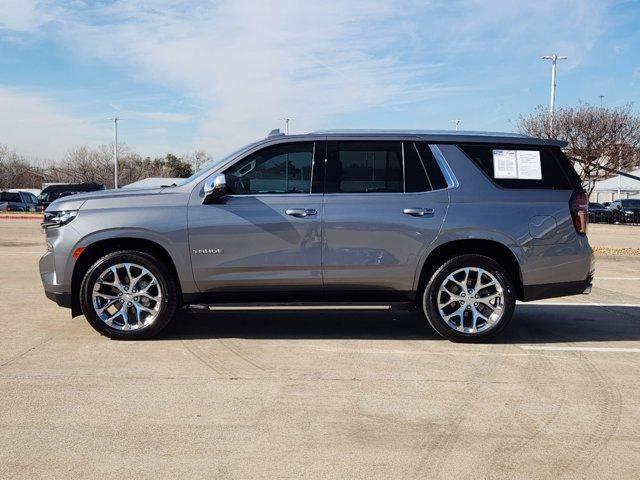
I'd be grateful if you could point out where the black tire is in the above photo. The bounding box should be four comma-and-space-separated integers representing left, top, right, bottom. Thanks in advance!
421, 254, 516, 343
79, 250, 179, 340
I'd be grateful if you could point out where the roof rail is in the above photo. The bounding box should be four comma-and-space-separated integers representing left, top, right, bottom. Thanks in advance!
267, 128, 285, 138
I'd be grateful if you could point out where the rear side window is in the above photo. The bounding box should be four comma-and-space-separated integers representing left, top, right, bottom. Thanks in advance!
0, 192, 22, 202
326, 142, 403, 193
325, 141, 450, 194
416, 142, 448, 190
403, 143, 431, 192
458, 144, 574, 190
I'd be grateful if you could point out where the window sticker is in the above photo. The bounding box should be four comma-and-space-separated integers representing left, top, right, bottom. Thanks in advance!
492, 150, 517, 178
516, 150, 542, 180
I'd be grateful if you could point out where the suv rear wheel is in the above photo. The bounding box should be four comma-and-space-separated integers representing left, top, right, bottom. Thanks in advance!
79, 250, 178, 340
421, 254, 516, 342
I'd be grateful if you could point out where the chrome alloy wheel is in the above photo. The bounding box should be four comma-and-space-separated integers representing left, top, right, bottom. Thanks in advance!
436, 267, 505, 334
91, 263, 162, 331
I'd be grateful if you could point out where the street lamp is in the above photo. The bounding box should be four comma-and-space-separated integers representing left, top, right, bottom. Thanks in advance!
280, 118, 293, 135
541, 55, 567, 131
108, 117, 119, 189
451, 119, 462, 131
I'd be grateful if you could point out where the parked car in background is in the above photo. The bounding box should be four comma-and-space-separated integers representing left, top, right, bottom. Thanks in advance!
8, 188, 41, 197
37, 182, 105, 210
0, 190, 38, 212
609, 199, 640, 224
588, 202, 609, 223
40, 129, 593, 343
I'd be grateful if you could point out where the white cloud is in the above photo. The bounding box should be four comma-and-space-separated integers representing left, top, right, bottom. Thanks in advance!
0, 0, 54, 32
116, 110, 192, 123
0, 85, 103, 158
0, 0, 616, 155
51, 0, 462, 153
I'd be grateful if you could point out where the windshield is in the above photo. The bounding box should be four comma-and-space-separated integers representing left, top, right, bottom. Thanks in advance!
621, 199, 640, 208
176, 141, 263, 186
38, 191, 56, 202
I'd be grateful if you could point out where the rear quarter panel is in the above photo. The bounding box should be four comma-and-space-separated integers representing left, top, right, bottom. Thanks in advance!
433, 144, 592, 286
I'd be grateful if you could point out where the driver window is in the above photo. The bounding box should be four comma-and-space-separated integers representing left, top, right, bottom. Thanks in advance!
225, 142, 314, 195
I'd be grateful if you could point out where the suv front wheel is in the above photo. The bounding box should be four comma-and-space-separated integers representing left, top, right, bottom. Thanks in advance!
79, 250, 179, 340
422, 254, 516, 342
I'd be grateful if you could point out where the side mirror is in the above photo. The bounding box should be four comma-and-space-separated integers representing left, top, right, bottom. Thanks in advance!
202, 173, 227, 204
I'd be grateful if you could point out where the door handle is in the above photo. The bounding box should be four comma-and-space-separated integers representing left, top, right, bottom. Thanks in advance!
286, 208, 317, 217
403, 208, 434, 217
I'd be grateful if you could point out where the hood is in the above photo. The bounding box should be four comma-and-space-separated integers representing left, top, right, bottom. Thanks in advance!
46, 186, 166, 212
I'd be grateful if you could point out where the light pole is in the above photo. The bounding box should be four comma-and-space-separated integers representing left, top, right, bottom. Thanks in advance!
451, 119, 461, 131
109, 117, 119, 189
541, 54, 567, 131
617, 144, 622, 199
280, 118, 293, 135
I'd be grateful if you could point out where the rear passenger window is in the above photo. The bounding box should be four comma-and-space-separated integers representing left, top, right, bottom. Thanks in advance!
404, 142, 431, 192
416, 142, 448, 190
326, 142, 403, 193
458, 144, 573, 190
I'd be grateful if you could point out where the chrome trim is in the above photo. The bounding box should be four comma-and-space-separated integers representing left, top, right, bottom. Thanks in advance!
207, 305, 391, 311
430, 144, 459, 189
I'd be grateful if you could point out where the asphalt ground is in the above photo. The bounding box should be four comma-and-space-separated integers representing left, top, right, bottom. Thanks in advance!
1, 220, 639, 479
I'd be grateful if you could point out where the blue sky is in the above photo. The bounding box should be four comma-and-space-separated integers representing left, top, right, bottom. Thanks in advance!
0, 0, 639, 160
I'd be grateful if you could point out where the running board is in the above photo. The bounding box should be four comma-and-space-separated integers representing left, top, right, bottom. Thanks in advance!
188, 302, 415, 312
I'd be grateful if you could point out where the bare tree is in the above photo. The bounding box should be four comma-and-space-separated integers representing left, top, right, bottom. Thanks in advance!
2, 143, 208, 190
517, 103, 640, 195
0, 145, 42, 189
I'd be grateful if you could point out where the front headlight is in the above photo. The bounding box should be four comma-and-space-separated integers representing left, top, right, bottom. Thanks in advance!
625, 210, 634, 215
42, 210, 78, 229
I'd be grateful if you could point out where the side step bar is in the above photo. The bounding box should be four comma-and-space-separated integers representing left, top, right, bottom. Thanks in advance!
188, 302, 415, 312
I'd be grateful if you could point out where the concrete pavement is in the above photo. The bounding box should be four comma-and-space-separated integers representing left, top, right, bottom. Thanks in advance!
1, 220, 639, 479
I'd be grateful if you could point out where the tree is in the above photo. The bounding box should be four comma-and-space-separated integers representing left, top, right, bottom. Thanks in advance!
517, 103, 640, 195
158, 153, 193, 178
0, 145, 41, 189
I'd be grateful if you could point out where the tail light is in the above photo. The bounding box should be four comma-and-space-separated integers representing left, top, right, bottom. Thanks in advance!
570, 191, 588, 234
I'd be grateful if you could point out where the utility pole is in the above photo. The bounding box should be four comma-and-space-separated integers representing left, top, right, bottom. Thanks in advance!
617, 144, 622, 199
280, 118, 292, 135
451, 119, 461, 131
110, 117, 119, 189
540, 54, 567, 131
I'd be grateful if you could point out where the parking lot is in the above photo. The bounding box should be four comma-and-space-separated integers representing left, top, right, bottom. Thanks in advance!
1, 219, 639, 479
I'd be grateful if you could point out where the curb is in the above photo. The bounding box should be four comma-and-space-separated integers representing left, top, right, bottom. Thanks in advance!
0, 214, 42, 220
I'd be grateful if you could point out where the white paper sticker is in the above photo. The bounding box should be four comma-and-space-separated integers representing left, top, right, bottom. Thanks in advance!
516, 150, 542, 180
492, 150, 517, 178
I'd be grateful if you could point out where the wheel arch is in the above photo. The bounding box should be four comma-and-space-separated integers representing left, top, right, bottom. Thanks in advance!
70, 237, 183, 316
416, 239, 524, 301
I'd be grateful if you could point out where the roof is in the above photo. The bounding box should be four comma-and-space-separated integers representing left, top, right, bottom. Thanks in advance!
302, 129, 567, 147
592, 168, 640, 191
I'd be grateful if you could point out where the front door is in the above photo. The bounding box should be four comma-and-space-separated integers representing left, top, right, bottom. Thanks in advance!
322, 140, 450, 296
188, 140, 325, 294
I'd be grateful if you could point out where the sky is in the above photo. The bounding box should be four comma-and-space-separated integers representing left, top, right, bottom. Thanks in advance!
0, 0, 639, 160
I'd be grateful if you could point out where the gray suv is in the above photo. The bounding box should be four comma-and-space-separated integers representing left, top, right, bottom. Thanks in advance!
39, 130, 594, 342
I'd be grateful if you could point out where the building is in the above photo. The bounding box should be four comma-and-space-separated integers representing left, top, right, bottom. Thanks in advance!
590, 168, 640, 203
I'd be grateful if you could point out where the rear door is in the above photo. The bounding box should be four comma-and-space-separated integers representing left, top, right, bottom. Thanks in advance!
188, 140, 325, 294
322, 140, 449, 295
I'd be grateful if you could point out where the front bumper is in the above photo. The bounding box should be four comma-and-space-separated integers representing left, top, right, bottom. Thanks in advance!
44, 290, 72, 308
39, 222, 82, 309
